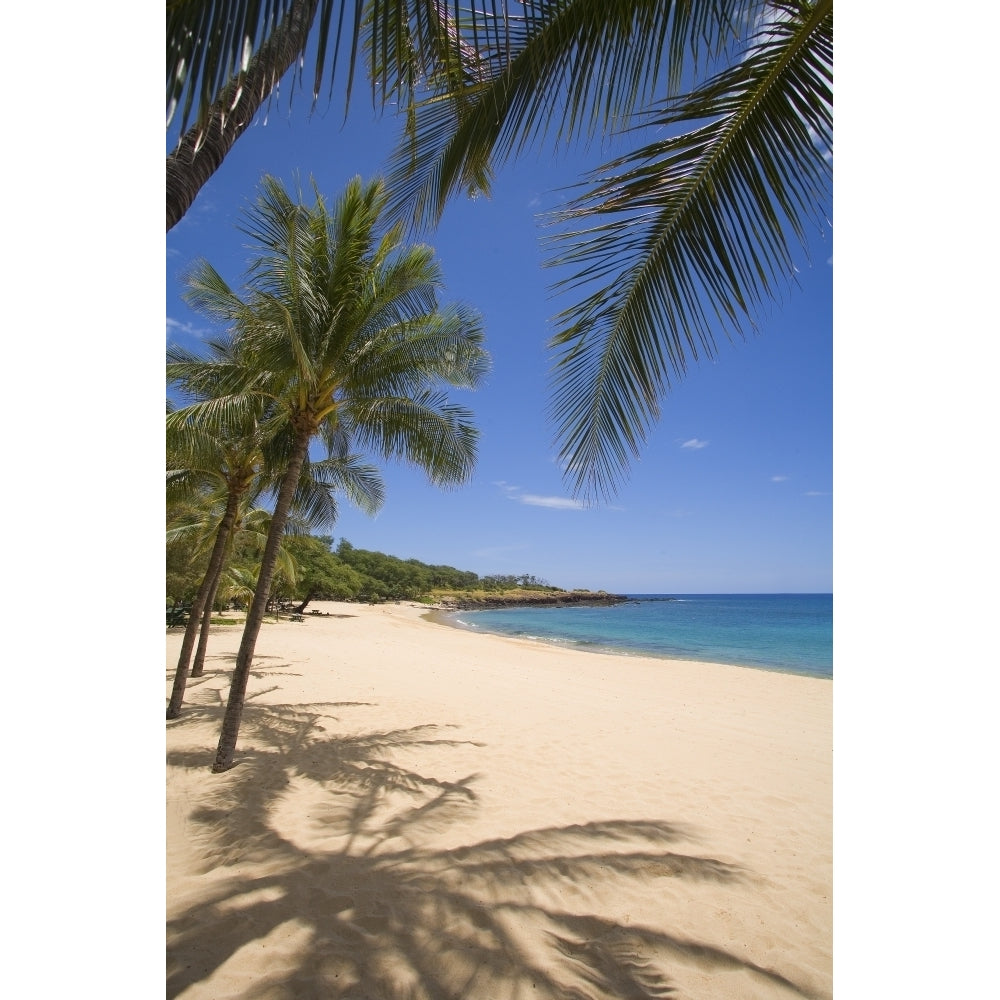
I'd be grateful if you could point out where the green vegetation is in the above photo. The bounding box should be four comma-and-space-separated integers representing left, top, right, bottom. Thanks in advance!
270, 535, 366, 611
168, 529, 571, 613
334, 541, 559, 602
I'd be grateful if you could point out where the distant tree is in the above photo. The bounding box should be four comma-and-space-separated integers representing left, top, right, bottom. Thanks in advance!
273, 535, 366, 610
427, 564, 479, 590
331, 540, 561, 595
332, 544, 436, 600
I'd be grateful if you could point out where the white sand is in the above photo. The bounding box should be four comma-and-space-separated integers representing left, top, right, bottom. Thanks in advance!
167, 600, 831, 999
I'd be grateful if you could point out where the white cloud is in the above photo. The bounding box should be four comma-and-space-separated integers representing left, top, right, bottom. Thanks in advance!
804, 490, 831, 497
519, 494, 585, 510
681, 438, 709, 450
495, 481, 585, 510
771, 474, 789, 482
166, 316, 205, 341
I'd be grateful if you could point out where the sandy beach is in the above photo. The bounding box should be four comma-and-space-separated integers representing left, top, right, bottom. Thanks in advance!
166, 600, 832, 1000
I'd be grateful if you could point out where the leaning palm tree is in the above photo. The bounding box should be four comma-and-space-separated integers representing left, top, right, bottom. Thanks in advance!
166, 347, 290, 717
166, 348, 386, 717
166, 0, 487, 229
170, 173, 489, 771
166, 403, 264, 718
167, 1, 831, 499
166, 446, 384, 714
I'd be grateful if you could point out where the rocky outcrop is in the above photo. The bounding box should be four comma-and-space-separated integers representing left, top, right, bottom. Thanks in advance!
437, 591, 629, 611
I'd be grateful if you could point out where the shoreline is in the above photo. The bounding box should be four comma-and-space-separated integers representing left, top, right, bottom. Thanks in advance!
168, 599, 831, 999
426, 601, 833, 681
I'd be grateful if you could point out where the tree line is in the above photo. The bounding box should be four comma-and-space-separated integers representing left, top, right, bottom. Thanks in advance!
167, 529, 557, 612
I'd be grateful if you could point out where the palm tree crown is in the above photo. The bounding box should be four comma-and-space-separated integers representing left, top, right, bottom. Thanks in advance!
179, 175, 488, 480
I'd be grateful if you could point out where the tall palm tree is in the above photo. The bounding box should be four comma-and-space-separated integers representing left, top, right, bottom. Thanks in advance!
165, 400, 264, 719
170, 173, 489, 771
166, 342, 385, 717
167, 0, 832, 498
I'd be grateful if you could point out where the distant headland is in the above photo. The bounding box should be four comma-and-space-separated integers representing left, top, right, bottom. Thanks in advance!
435, 590, 630, 611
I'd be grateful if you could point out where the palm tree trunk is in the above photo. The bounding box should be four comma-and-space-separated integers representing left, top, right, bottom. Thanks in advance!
167, 491, 241, 719
213, 430, 312, 772
190, 563, 226, 678
166, 0, 320, 231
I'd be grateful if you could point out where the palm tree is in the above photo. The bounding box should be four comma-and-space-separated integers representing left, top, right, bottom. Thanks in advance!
166, 341, 386, 717
167, 0, 320, 230
169, 173, 489, 771
166, 405, 262, 718
167, 1, 831, 498
166, 0, 473, 229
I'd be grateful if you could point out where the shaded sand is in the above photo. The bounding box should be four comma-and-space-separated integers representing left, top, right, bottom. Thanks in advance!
167, 601, 831, 1000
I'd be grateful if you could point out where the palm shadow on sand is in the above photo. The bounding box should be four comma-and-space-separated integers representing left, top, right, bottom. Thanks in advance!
167, 701, 821, 1000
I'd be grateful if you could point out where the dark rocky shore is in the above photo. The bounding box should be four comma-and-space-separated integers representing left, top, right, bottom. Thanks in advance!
436, 591, 630, 611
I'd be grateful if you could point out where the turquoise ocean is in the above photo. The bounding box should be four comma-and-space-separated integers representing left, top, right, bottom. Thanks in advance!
446, 594, 832, 679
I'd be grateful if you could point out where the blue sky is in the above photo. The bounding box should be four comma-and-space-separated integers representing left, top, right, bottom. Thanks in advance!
167, 90, 832, 594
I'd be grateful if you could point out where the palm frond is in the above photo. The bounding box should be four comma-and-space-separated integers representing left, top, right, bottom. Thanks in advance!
167, 1, 569, 136
546, 0, 832, 498
167, 0, 333, 132
306, 453, 387, 517
346, 304, 489, 401
165, 391, 271, 440
385, 0, 757, 229
344, 391, 479, 487
214, 563, 259, 606
166, 484, 238, 552
292, 458, 382, 526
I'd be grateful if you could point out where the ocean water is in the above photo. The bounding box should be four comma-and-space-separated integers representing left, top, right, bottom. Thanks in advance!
447, 594, 832, 679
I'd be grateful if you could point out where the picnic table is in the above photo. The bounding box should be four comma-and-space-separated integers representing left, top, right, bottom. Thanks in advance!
166, 606, 190, 627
